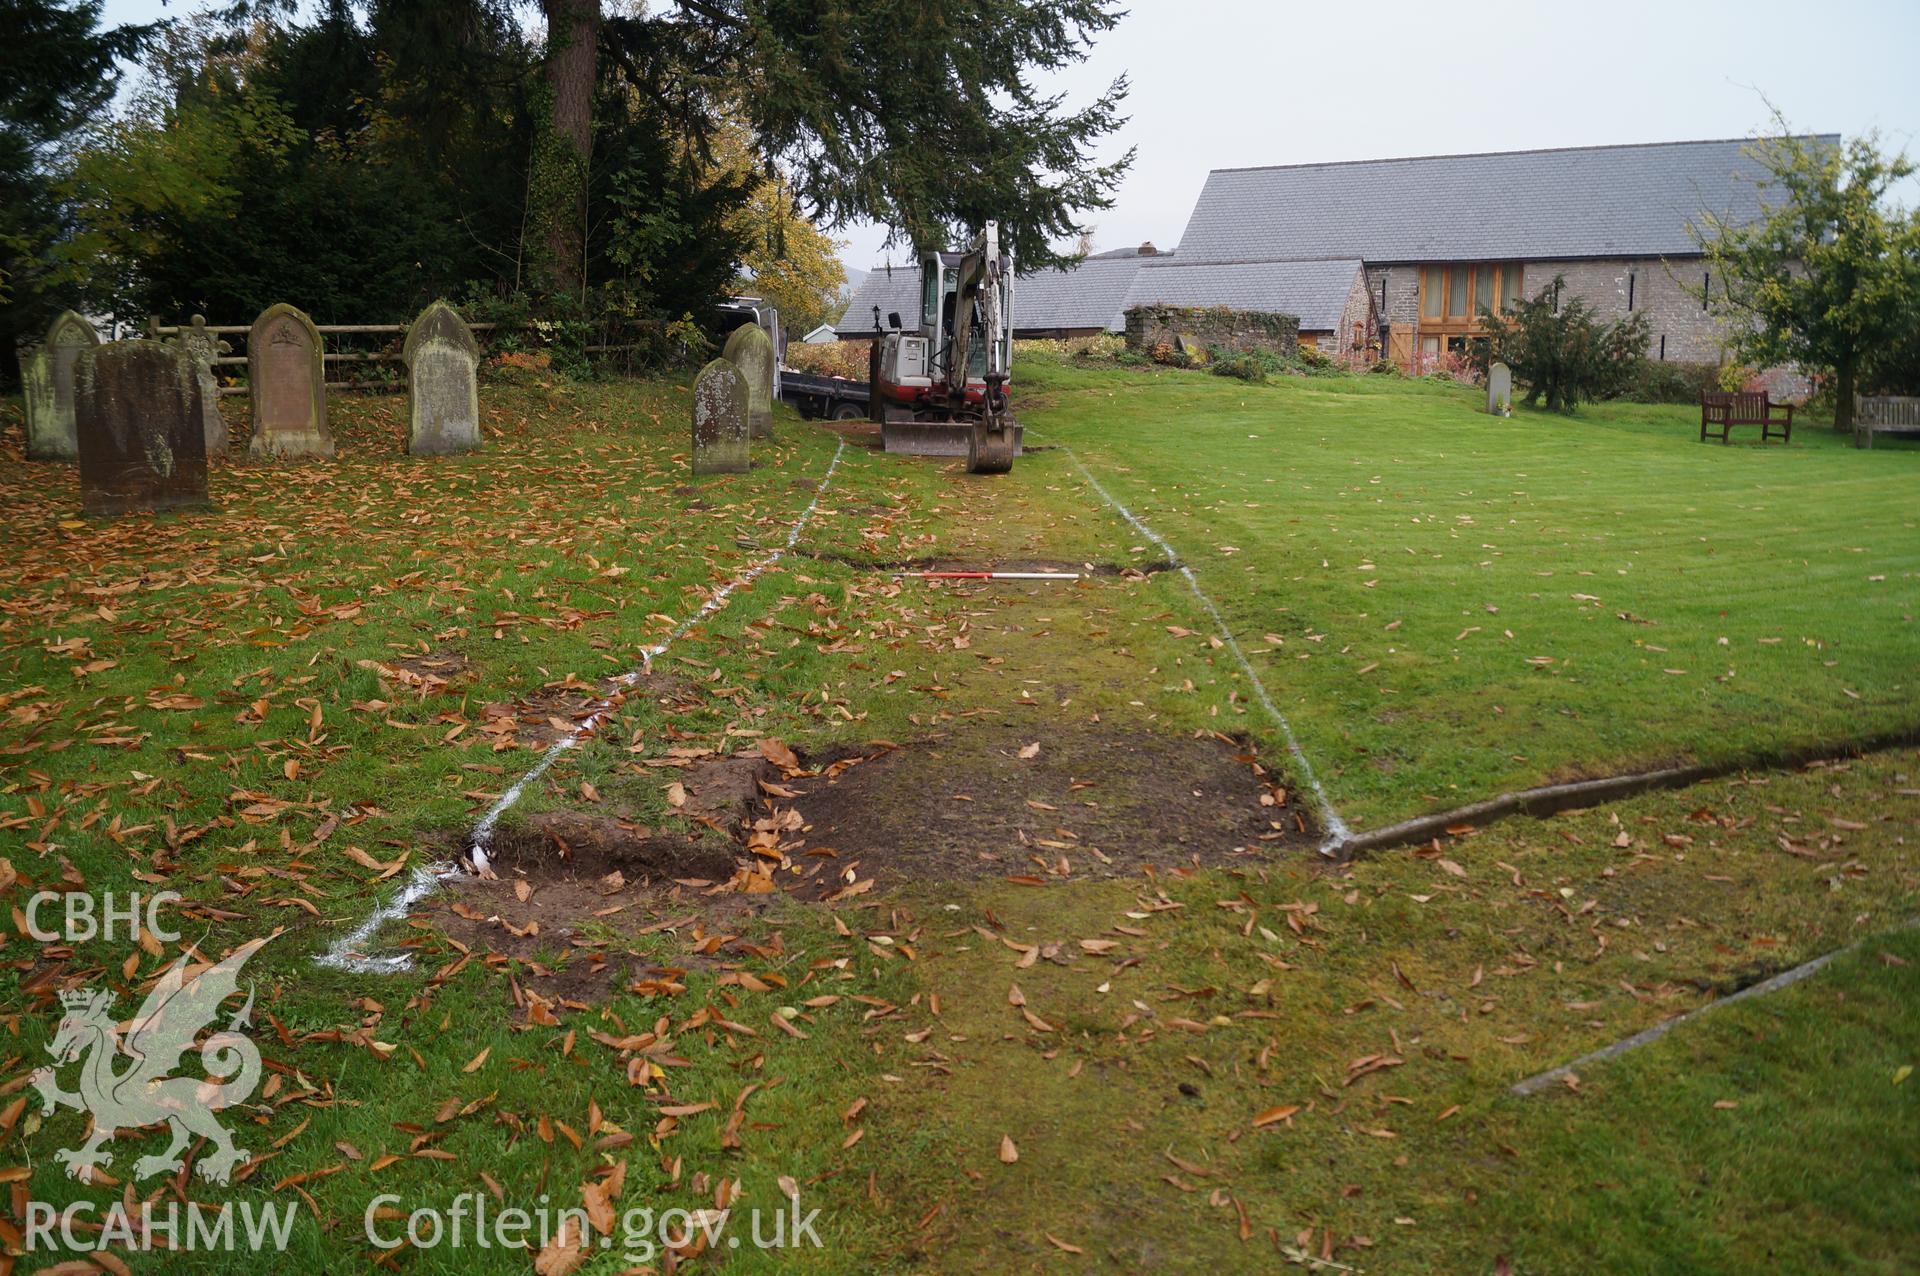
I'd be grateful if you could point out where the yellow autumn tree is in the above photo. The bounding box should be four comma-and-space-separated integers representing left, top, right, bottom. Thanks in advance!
707, 117, 847, 335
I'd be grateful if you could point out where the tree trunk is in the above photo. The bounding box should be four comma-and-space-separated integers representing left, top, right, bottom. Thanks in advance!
1833, 359, 1856, 430
541, 0, 600, 298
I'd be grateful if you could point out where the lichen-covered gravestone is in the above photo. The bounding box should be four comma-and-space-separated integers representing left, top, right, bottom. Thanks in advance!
75, 341, 209, 516
22, 311, 100, 461
172, 315, 231, 460
1486, 361, 1513, 416
403, 301, 480, 455
720, 323, 775, 441
247, 303, 333, 459
691, 358, 750, 475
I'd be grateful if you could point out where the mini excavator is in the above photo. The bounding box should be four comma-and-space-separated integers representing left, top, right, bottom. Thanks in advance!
867, 222, 1020, 474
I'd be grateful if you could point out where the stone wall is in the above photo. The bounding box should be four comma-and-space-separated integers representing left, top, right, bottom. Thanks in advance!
1367, 257, 1731, 364
1124, 305, 1298, 359
1365, 267, 1419, 330
1521, 256, 1726, 363
1335, 273, 1375, 355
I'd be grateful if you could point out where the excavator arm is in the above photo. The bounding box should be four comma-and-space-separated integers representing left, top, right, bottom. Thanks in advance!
943, 222, 1015, 473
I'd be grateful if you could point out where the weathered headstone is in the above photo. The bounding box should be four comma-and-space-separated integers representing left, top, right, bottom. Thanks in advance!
171, 315, 231, 460
23, 311, 100, 461
691, 358, 750, 475
247, 303, 333, 460
75, 340, 209, 516
1487, 361, 1513, 416
402, 301, 480, 455
720, 323, 775, 441
17, 343, 49, 449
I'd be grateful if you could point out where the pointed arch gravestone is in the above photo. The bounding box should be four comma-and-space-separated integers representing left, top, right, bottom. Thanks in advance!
403, 301, 480, 455
691, 358, 749, 475
75, 340, 209, 516
247, 303, 333, 460
721, 322, 774, 441
171, 315, 231, 459
21, 311, 100, 461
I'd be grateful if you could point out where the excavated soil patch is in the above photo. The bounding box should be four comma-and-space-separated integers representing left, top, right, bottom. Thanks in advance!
480, 813, 737, 884
429, 722, 1310, 999
780, 719, 1312, 892
436, 814, 770, 1001
792, 549, 1173, 577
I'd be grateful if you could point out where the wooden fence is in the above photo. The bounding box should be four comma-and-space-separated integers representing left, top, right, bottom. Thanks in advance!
146, 317, 677, 394
147, 319, 501, 396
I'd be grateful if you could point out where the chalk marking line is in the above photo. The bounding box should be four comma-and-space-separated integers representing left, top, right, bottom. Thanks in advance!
1054, 441, 1351, 851
317, 440, 847, 973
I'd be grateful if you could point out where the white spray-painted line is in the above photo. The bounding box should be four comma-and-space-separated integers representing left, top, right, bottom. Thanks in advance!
316, 440, 848, 973
1509, 915, 1920, 1096
1057, 444, 1352, 852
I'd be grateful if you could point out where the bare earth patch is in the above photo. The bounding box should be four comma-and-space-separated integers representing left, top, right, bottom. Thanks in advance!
782, 719, 1311, 893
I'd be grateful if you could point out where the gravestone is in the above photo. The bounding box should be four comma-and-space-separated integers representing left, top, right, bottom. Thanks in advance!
75, 340, 209, 516
23, 311, 100, 461
247, 303, 333, 459
17, 343, 49, 452
402, 301, 480, 455
171, 315, 231, 460
1487, 361, 1513, 416
691, 358, 750, 475
721, 323, 774, 441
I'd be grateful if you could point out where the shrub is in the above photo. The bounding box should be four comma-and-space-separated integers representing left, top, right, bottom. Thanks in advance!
1067, 332, 1126, 361
785, 339, 872, 381
1619, 360, 1720, 404
1477, 275, 1651, 411
1210, 350, 1282, 382
1296, 342, 1333, 370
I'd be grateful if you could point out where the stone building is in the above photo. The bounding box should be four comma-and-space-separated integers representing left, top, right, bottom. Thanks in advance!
1173, 136, 1834, 367
834, 136, 1829, 371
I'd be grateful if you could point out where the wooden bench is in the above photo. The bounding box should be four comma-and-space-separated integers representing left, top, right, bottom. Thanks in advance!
1853, 396, 1920, 448
1700, 391, 1793, 444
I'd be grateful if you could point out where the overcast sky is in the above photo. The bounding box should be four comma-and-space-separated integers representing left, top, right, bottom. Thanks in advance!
104, 0, 1920, 274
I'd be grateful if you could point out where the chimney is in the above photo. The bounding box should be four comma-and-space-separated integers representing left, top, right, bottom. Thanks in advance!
1137, 241, 1157, 256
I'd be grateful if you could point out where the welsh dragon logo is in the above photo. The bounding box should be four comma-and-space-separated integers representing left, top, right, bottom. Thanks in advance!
31, 937, 270, 1186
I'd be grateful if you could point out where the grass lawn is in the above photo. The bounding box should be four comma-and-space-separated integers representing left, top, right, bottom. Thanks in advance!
1, 356, 1915, 1273
1014, 354, 1919, 829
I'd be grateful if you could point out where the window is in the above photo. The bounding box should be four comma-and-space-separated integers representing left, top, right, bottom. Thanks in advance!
1422, 264, 1528, 324
921, 261, 941, 328
1500, 264, 1524, 310
1627, 271, 1636, 310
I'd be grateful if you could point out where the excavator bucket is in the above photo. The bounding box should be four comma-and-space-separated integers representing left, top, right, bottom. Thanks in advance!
966, 423, 1017, 474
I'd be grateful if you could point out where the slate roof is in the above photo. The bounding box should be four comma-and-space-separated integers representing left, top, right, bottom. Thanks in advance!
1121, 258, 1364, 332
1174, 137, 1836, 264
833, 264, 920, 338
1012, 254, 1161, 332
834, 250, 1175, 338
